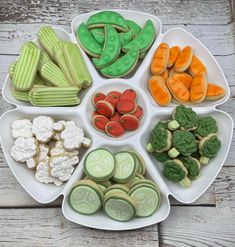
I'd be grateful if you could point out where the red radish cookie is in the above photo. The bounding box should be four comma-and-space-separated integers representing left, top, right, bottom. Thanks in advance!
121, 89, 137, 101
117, 100, 137, 114
96, 100, 114, 117
132, 105, 143, 119
92, 111, 99, 117
108, 91, 121, 99
92, 115, 110, 132
110, 112, 122, 122
105, 94, 120, 108
105, 121, 124, 138
92, 92, 106, 105
120, 114, 139, 131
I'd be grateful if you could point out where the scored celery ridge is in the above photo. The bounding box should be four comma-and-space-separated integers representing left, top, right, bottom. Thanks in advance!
63, 43, 92, 89
12, 44, 41, 91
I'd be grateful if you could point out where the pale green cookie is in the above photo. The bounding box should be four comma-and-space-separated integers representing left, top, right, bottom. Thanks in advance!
92, 24, 121, 69
100, 46, 139, 78
12, 88, 29, 102
86, 11, 129, 31
76, 23, 103, 57
122, 20, 156, 53
125, 19, 141, 37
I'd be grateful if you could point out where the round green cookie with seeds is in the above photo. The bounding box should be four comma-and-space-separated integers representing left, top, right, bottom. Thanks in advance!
199, 134, 221, 158
194, 116, 218, 139
172, 130, 198, 156
173, 105, 198, 131
163, 159, 187, 182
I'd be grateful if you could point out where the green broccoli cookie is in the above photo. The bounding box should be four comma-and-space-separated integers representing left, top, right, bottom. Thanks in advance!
152, 151, 170, 162
172, 130, 198, 156
194, 116, 218, 139
173, 105, 198, 131
153, 120, 169, 131
147, 128, 171, 153
180, 156, 201, 180
199, 134, 221, 158
163, 159, 187, 182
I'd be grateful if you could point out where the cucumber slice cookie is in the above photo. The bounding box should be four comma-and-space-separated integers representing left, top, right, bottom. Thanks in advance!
84, 148, 116, 181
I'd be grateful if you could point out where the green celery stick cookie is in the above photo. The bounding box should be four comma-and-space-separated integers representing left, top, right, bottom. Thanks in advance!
90, 30, 105, 45
40, 61, 70, 87
172, 130, 197, 156
122, 20, 156, 53
199, 134, 221, 158
76, 23, 103, 57
8, 62, 16, 79
37, 26, 60, 59
172, 105, 198, 131
163, 159, 187, 183
86, 11, 129, 31
100, 46, 139, 78
12, 42, 41, 91
63, 42, 92, 88
194, 116, 218, 139
125, 19, 141, 37
12, 88, 29, 102
92, 24, 121, 69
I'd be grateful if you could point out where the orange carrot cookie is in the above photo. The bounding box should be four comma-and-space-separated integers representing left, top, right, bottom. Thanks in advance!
160, 69, 169, 81
188, 55, 207, 77
167, 46, 180, 68
190, 72, 207, 103
206, 83, 225, 100
172, 73, 192, 89
167, 77, 190, 103
149, 75, 172, 106
151, 43, 170, 75
175, 46, 193, 73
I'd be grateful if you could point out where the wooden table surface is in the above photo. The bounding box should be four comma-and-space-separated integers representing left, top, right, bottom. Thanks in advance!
0, 1, 235, 246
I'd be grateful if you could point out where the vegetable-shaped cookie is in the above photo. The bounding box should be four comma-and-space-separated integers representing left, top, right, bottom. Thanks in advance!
36, 144, 50, 162
180, 156, 201, 180
206, 83, 226, 100
167, 76, 190, 103
146, 127, 172, 153
92, 115, 110, 132
93, 24, 121, 69
12, 119, 32, 139
194, 116, 218, 139
125, 19, 141, 37
153, 151, 170, 162
122, 20, 156, 53
105, 121, 125, 137
190, 72, 208, 103
11, 137, 39, 162
76, 23, 102, 57
160, 69, 169, 81
167, 46, 180, 68
188, 55, 207, 77
149, 75, 172, 106
171, 73, 192, 89
173, 105, 198, 130
174, 46, 193, 72
199, 134, 221, 158
69, 180, 103, 215
172, 130, 197, 156
100, 46, 139, 78
86, 11, 129, 31
151, 43, 170, 75
163, 159, 187, 182
153, 120, 169, 131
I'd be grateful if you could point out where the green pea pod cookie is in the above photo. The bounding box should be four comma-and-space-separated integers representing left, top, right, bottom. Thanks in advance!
122, 20, 156, 53
63, 42, 92, 88
76, 23, 103, 57
119, 30, 134, 46
86, 11, 129, 31
90, 27, 104, 34
93, 24, 121, 69
100, 46, 139, 78
125, 19, 141, 37
90, 30, 105, 45
12, 43, 41, 91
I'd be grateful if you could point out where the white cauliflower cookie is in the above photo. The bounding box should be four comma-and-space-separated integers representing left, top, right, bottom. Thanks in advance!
53, 133, 61, 141
26, 157, 38, 169
32, 116, 54, 143
50, 141, 79, 157
12, 119, 32, 139
36, 144, 50, 162
11, 137, 39, 162
49, 155, 74, 182
52, 121, 64, 132
35, 159, 62, 186
61, 124, 91, 150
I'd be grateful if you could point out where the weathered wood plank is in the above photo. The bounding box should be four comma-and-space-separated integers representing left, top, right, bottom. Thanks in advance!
0, 0, 232, 25
0, 207, 159, 247
0, 166, 234, 207
0, 23, 234, 55
159, 206, 235, 247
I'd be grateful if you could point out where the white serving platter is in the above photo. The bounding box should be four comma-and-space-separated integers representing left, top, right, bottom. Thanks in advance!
0, 9, 233, 231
